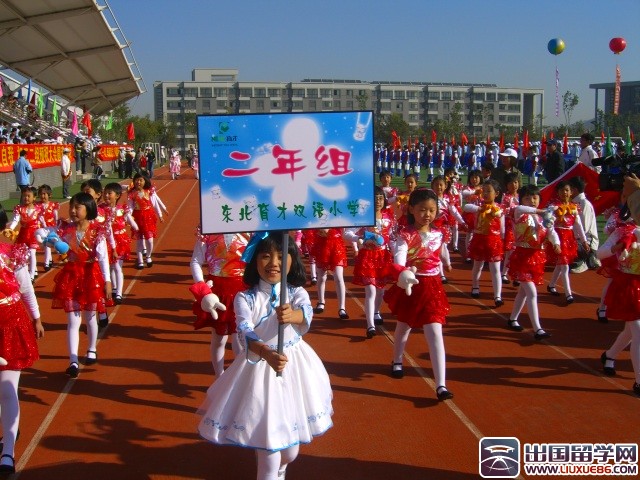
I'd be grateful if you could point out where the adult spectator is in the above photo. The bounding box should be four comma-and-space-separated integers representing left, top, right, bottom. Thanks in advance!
124, 148, 134, 178
60, 147, 72, 199
186, 147, 194, 169
146, 147, 156, 178
623, 174, 640, 224
491, 147, 522, 193
577, 133, 598, 169
544, 140, 565, 182
12, 149, 32, 190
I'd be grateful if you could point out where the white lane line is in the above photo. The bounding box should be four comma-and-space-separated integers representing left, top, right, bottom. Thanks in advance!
16, 178, 198, 476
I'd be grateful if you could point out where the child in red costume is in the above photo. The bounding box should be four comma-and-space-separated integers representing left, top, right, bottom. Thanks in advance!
127, 173, 165, 269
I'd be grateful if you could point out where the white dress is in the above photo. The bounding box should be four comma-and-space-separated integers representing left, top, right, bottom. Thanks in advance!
198, 279, 333, 451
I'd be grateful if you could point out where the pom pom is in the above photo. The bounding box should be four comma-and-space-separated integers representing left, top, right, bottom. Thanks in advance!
396, 266, 419, 296
363, 230, 383, 246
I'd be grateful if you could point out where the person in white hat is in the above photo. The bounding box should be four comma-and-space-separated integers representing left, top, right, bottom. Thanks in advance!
60, 147, 72, 199
492, 148, 522, 193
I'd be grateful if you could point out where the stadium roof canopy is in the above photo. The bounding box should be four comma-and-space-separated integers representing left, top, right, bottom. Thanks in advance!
0, 0, 145, 115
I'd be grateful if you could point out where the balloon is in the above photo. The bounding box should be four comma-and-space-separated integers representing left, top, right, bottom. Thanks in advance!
609, 37, 626, 55
547, 38, 565, 55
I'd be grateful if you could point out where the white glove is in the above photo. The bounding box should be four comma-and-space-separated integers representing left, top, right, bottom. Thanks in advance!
396, 266, 419, 296
201, 280, 227, 320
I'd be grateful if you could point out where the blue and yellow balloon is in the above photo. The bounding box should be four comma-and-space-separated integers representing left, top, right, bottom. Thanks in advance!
547, 38, 565, 55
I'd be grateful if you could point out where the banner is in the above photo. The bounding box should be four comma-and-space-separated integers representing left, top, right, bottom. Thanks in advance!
197, 111, 375, 234
0, 144, 75, 172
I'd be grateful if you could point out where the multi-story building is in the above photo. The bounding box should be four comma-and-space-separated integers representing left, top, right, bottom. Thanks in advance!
589, 80, 640, 118
154, 68, 544, 151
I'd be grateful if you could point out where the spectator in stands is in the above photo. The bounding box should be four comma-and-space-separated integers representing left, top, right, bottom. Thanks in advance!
12, 149, 32, 190
60, 147, 72, 199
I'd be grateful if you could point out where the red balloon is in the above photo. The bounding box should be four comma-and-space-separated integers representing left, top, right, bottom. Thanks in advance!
609, 37, 627, 54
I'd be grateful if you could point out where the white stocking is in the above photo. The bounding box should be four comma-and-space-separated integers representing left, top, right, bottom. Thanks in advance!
67, 311, 82, 364
279, 445, 299, 477
558, 264, 571, 295
364, 285, 376, 329
393, 322, 412, 364
606, 323, 632, 359
0, 370, 20, 459
114, 260, 124, 296
316, 268, 327, 304
550, 264, 561, 288
471, 260, 484, 289
441, 246, 450, 273
489, 261, 502, 298
29, 248, 36, 278
334, 266, 346, 311
210, 333, 227, 376
44, 246, 52, 267
145, 238, 154, 259
599, 278, 612, 312
256, 449, 281, 480
137, 239, 144, 264
451, 224, 459, 250
84, 310, 98, 353
374, 287, 384, 314
309, 259, 317, 280
424, 323, 447, 387
629, 320, 640, 383
502, 251, 512, 276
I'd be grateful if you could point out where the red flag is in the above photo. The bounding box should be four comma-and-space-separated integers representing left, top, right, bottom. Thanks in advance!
82, 112, 92, 136
541, 134, 547, 157
549, 131, 555, 139
461, 132, 469, 145
514, 132, 519, 149
431, 129, 437, 144
601, 131, 605, 145
407, 135, 411, 148
451, 135, 456, 146
486, 134, 491, 147
127, 122, 135, 141
30, 92, 36, 105
562, 131, 568, 155
391, 130, 400, 149
523, 130, 530, 153
539, 163, 619, 215
499, 132, 505, 152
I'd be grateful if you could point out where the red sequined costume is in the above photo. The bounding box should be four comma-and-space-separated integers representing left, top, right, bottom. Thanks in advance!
38, 201, 59, 227
346, 207, 396, 289
128, 187, 162, 239
599, 225, 640, 321
0, 243, 39, 370
51, 220, 109, 312
500, 193, 519, 252
507, 206, 559, 284
461, 185, 482, 231
384, 226, 450, 327
11, 204, 43, 249
463, 203, 504, 262
434, 196, 464, 244
545, 202, 584, 265
311, 228, 347, 270
190, 232, 250, 334
597, 208, 635, 278
106, 204, 137, 261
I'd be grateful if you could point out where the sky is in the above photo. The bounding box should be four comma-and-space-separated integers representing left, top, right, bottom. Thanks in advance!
107, 0, 640, 128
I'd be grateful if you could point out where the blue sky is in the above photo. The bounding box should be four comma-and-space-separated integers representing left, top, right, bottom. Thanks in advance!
108, 0, 640, 128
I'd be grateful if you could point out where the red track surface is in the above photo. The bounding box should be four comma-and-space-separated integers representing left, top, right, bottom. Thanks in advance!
10, 165, 640, 480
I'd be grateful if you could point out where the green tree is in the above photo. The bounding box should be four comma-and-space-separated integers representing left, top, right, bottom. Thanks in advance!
355, 92, 369, 110
562, 91, 579, 127
375, 113, 409, 145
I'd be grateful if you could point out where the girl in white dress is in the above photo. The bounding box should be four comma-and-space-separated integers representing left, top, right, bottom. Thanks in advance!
198, 231, 333, 480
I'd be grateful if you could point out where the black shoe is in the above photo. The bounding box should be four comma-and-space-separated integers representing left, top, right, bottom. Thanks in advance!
44, 263, 51, 272
596, 308, 608, 323
494, 297, 504, 307
436, 386, 454, 401
534, 329, 551, 340
634, 383, 640, 396
471, 287, 480, 298
373, 313, 383, 325
338, 309, 349, 320
98, 317, 108, 330
441, 276, 448, 284
84, 350, 98, 366
513, 280, 520, 287
0, 454, 15, 474
507, 320, 524, 332
566, 295, 574, 304
547, 285, 560, 296
135, 262, 144, 270
366, 327, 376, 339
310, 277, 317, 286
146, 259, 153, 268
66, 362, 79, 378
114, 295, 123, 305
600, 351, 616, 376
313, 303, 325, 314
501, 274, 510, 285
391, 362, 404, 379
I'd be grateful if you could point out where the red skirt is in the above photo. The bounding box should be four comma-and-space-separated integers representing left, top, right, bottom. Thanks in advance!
546, 228, 577, 265
112, 233, 133, 261
596, 256, 618, 278
312, 235, 347, 270
132, 209, 158, 239
52, 261, 106, 312
384, 275, 449, 327
503, 223, 515, 251
352, 248, 394, 288
604, 271, 640, 321
0, 299, 39, 370
16, 223, 39, 249
508, 247, 547, 284
193, 276, 246, 334
468, 233, 504, 262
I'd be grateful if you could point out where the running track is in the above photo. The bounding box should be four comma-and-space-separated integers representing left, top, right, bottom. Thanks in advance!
11, 165, 640, 480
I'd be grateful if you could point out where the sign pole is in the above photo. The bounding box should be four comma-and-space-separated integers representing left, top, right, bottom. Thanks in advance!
276, 231, 288, 378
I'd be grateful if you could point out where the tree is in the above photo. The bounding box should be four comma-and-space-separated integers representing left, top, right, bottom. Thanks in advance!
562, 91, 579, 127
374, 113, 409, 145
355, 91, 369, 110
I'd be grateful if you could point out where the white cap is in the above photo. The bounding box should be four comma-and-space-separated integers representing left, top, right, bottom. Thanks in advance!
499, 147, 518, 158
